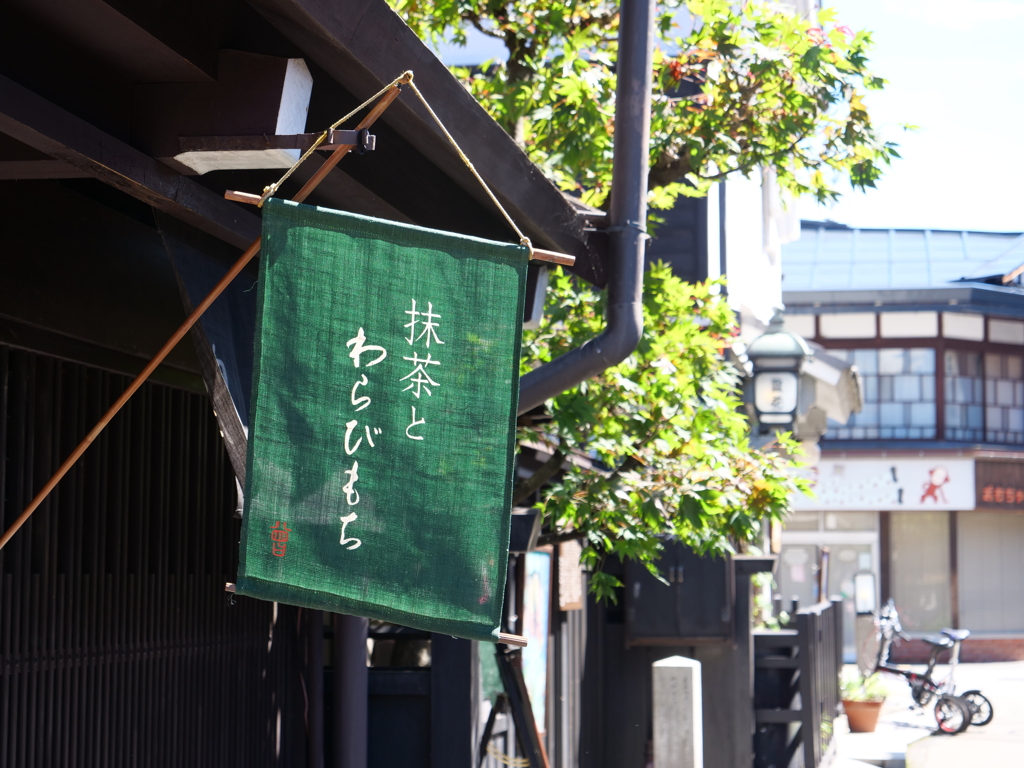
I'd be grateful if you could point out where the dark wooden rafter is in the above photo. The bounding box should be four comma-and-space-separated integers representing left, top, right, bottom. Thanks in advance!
0, 1, 135, 140
258, 155, 417, 224
248, 0, 605, 285
0, 161, 88, 180
0, 73, 260, 250
0, 133, 86, 179
5, 0, 219, 83
0, 180, 208, 375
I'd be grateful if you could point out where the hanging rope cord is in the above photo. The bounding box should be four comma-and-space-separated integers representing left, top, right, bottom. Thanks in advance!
485, 743, 531, 768
257, 70, 534, 256
404, 79, 532, 254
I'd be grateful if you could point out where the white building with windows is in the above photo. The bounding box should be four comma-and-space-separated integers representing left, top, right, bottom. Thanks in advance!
780, 221, 1024, 661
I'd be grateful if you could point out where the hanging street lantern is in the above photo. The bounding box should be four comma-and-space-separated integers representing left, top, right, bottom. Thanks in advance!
745, 311, 812, 434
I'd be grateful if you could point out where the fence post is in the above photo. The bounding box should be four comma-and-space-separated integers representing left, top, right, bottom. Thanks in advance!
829, 597, 845, 749
796, 608, 818, 768
830, 596, 844, 674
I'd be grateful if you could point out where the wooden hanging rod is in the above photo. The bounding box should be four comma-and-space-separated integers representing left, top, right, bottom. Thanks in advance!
221, 190, 576, 267
181, 129, 376, 154
223, 583, 528, 646
531, 248, 575, 267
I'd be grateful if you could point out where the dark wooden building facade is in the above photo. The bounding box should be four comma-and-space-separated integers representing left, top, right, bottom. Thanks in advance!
0, 0, 604, 764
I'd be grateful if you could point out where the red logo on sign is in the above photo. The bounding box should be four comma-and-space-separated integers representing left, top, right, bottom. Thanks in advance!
271, 521, 292, 557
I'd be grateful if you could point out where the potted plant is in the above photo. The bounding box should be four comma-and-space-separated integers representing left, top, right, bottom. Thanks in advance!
841, 671, 887, 733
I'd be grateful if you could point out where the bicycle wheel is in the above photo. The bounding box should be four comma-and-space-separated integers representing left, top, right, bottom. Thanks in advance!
934, 695, 970, 734
961, 690, 994, 726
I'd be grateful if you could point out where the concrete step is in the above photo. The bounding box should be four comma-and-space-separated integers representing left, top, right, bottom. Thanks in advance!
833, 758, 905, 768
906, 734, 1024, 768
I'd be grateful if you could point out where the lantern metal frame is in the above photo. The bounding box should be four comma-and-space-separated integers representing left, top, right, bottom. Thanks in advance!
746, 311, 812, 434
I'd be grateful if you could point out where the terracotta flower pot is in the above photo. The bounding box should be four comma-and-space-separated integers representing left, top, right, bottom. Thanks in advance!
843, 699, 884, 733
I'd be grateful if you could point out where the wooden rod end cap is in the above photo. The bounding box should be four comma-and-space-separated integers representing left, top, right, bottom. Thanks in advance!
498, 632, 528, 647
530, 248, 575, 267
224, 190, 262, 206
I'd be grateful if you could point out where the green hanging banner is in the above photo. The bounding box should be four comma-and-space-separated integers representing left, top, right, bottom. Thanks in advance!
237, 199, 528, 642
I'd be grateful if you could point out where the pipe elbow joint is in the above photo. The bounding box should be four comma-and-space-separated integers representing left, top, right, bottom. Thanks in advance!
597, 301, 643, 367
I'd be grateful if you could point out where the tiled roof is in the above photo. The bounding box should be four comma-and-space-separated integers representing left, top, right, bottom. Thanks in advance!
782, 222, 1024, 292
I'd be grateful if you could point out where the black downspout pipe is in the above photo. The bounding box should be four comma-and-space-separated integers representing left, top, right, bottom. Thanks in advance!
517, 0, 655, 415
333, 614, 369, 768
309, 610, 326, 768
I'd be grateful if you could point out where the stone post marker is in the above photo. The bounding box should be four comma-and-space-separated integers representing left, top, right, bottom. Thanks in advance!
652, 656, 703, 768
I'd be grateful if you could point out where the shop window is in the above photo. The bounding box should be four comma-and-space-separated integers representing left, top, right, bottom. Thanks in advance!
832, 544, 876, 661
824, 512, 878, 531
778, 544, 819, 608
944, 350, 984, 441
983, 354, 1024, 443
783, 511, 822, 531
890, 512, 951, 632
943, 351, 1024, 444
826, 349, 936, 439
958, 512, 1024, 633
778, 538, 876, 661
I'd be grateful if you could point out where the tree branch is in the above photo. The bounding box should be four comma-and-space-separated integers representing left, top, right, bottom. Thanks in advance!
596, 416, 670, 488
602, 454, 643, 487
576, 11, 618, 34
464, 12, 506, 40
648, 120, 817, 191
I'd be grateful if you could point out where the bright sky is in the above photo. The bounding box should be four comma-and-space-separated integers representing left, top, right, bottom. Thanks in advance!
797, 0, 1024, 233
433, 1, 1024, 233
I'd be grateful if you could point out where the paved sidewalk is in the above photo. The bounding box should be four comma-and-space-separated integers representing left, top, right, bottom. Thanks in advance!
831, 661, 1024, 768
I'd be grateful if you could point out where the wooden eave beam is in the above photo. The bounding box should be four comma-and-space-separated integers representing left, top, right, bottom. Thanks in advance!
0, 160, 89, 180
286, 154, 416, 225
5, 0, 217, 83
0, 73, 259, 250
0, 132, 88, 179
248, 0, 605, 285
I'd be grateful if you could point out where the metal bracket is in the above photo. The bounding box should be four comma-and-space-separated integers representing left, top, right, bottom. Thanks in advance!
342, 128, 375, 154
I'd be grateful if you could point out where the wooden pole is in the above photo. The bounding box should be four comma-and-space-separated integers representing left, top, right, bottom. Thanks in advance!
0, 82, 405, 553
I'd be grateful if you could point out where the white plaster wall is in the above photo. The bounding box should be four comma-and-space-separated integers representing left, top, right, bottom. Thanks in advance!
722, 173, 782, 344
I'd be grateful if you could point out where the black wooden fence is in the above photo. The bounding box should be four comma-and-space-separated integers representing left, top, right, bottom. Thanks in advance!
0, 346, 306, 767
753, 599, 843, 768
